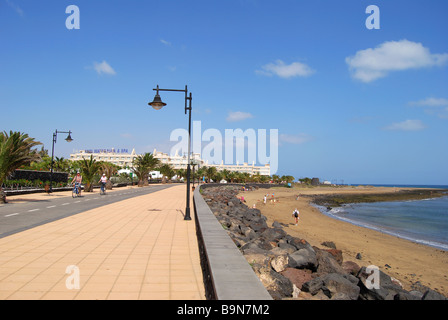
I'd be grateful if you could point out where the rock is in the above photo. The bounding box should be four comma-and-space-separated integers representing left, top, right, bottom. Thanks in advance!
322, 248, 343, 265
342, 261, 361, 275
357, 266, 407, 300
355, 253, 362, 260
288, 248, 317, 270
302, 273, 360, 300
288, 238, 313, 251
277, 242, 297, 254
315, 248, 346, 275
260, 228, 287, 242
270, 246, 295, 256
321, 241, 337, 249
422, 289, 448, 300
322, 273, 360, 300
280, 268, 313, 290
302, 277, 324, 295
270, 255, 290, 273
272, 221, 283, 229
253, 266, 293, 300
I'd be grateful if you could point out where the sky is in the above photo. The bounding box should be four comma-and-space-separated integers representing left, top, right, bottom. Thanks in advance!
1, 0, 447, 185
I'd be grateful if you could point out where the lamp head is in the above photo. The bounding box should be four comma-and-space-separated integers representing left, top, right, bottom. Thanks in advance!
65, 132, 73, 143
148, 93, 166, 110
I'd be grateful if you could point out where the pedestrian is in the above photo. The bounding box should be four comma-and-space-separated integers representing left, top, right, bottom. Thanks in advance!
292, 208, 300, 225
263, 195, 267, 204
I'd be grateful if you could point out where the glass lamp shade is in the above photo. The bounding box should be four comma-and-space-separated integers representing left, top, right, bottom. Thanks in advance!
148, 94, 167, 110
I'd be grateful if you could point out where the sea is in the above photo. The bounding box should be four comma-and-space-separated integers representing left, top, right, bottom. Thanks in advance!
316, 184, 448, 251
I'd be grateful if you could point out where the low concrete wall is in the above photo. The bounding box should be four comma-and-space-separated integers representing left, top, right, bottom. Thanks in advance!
193, 185, 272, 300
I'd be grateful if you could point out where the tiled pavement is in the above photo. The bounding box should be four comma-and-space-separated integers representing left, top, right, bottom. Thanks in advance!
0, 185, 205, 300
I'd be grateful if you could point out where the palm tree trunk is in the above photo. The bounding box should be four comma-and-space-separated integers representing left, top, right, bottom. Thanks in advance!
0, 187, 7, 204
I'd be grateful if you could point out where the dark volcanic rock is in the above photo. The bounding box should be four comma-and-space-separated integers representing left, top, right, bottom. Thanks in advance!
200, 185, 448, 300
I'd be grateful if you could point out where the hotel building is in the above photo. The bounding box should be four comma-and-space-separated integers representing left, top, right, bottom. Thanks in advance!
69, 148, 270, 176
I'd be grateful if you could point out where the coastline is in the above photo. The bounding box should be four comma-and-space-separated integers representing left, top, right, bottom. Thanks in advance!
240, 185, 448, 297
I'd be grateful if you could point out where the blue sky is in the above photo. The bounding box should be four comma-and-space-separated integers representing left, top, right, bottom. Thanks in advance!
1, 0, 447, 185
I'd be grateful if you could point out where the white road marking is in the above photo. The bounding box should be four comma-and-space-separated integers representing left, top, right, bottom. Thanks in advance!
5, 213, 19, 217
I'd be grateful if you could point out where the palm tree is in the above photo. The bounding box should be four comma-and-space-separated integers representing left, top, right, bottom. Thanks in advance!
158, 163, 175, 183
175, 168, 186, 181
205, 166, 217, 182
54, 156, 70, 173
0, 131, 42, 203
77, 155, 101, 192
220, 169, 231, 182
132, 153, 160, 186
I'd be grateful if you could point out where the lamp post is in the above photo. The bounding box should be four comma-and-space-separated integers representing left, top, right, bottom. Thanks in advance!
50, 130, 73, 193
149, 85, 192, 221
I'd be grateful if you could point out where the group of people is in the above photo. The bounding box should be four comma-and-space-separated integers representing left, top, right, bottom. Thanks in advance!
70, 172, 108, 196
263, 192, 276, 205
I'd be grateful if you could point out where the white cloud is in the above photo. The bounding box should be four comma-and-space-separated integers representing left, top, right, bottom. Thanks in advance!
160, 39, 172, 46
93, 60, 116, 76
226, 111, 254, 122
383, 119, 426, 131
346, 40, 448, 82
409, 97, 448, 119
6, 0, 23, 16
279, 133, 313, 144
256, 60, 315, 78
409, 97, 448, 107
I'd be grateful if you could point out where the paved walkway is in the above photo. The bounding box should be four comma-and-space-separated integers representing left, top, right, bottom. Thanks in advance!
0, 185, 205, 300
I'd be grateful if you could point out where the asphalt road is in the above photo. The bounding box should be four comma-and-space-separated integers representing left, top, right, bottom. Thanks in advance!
0, 184, 175, 239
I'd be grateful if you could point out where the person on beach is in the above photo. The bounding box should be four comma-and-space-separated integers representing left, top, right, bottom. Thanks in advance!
263, 195, 267, 204
292, 208, 300, 225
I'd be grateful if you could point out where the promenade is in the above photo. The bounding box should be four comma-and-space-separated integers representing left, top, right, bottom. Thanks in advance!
0, 185, 205, 300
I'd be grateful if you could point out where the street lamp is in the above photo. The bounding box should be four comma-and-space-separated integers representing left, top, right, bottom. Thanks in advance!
149, 85, 192, 221
50, 130, 73, 193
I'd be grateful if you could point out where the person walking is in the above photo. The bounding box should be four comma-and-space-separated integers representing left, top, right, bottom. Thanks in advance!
292, 208, 300, 225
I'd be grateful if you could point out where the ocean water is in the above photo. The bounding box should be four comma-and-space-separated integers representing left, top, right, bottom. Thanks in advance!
319, 195, 448, 251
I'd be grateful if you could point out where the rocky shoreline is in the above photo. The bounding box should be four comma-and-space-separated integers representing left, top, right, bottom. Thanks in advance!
201, 185, 447, 300
310, 188, 448, 209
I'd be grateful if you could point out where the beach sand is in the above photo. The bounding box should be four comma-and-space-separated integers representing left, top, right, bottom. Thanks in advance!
240, 185, 448, 297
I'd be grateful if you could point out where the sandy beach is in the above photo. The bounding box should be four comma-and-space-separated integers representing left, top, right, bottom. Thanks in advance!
240, 185, 448, 297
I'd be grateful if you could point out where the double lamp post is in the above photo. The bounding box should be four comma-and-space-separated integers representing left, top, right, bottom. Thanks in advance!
148, 85, 193, 221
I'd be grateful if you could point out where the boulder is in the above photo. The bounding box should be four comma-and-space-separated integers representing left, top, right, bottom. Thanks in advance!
322, 248, 343, 265
315, 248, 346, 275
260, 228, 287, 242
270, 255, 290, 273
321, 241, 337, 249
322, 273, 360, 300
253, 265, 293, 300
357, 266, 407, 300
278, 242, 297, 253
342, 261, 361, 275
280, 268, 313, 290
272, 221, 283, 229
288, 248, 317, 270
302, 273, 360, 300
422, 289, 448, 300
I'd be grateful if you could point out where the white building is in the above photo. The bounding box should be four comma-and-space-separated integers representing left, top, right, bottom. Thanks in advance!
70, 148, 138, 167
70, 148, 270, 176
